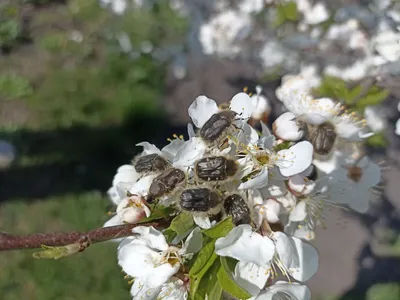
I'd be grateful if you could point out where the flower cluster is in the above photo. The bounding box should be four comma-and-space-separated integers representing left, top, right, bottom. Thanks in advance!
105, 83, 381, 299
98, 0, 398, 136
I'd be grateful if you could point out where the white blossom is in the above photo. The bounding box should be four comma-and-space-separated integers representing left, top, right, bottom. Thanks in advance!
130, 277, 188, 300
364, 106, 387, 133
215, 224, 275, 267
199, 10, 252, 57
116, 195, 151, 224
273, 232, 319, 281
250, 86, 271, 121
328, 156, 381, 213
118, 227, 202, 288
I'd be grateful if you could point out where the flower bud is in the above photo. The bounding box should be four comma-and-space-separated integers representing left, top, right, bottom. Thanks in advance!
273, 112, 306, 141
250, 90, 271, 121
116, 195, 150, 224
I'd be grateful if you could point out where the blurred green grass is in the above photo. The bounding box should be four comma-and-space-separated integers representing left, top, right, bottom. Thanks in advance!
0, 193, 130, 300
0, 1, 186, 299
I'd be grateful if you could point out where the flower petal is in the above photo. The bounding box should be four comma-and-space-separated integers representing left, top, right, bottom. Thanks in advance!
215, 224, 275, 266
251, 93, 271, 119
273, 112, 305, 141
188, 96, 219, 128
181, 227, 203, 254
161, 139, 185, 162
288, 175, 316, 195
274, 232, 318, 282
132, 226, 169, 251
304, 98, 339, 125
112, 165, 139, 187
360, 159, 381, 187
158, 278, 188, 300
136, 142, 161, 155
255, 281, 311, 300
187, 123, 196, 138
107, 186, 121, 205
285, 222, 315, 241
289, 200, 307, 222
258, 136, 275, 151
278, 141, 313, 177
234, 261, 270, 296
116, 181, 134, 200
130, 279, 161, 300
129, 174, 156, 196
103, 215, 122, 227
116, 196, 149, 224
237, 123, 259, 149
193, 214, 213, 229
255, 198, 282, 224
261, 122, 272, 137
239, 167, 269, 190
118, 242, 159, 278
173, 137, 206, 168
144, 263, 180, 288
230, 92, 253, 120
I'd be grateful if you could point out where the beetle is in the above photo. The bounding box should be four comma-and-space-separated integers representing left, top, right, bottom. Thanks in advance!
134, 153, 169, 174
147, 168, 186, 203
180, 188, 219, 212
223, 194, 251, 225
309, 122, 337, 155
199, 110, 237, 143
194, 156, 238, 181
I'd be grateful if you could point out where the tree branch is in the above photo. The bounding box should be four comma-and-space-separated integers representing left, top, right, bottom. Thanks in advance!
0, 218, 170, 251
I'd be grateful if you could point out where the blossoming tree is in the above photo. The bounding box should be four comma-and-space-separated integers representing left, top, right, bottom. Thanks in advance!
0, 78, 382, 300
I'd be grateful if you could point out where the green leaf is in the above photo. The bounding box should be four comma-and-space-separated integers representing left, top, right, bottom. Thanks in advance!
32, 243, 82, 260
167, 211, 194, 236
342, 85, 362, 104
190, 241, 216, 276
312, 76, 348, 101
366, 132, 387, 148
163, 229, 177, 243
274, 2, 298, 27
191, 259, 222, 300
203, 217, 234, 239
273, 141, 292, 152
283, 2, 298, 21
136, 205, 174, 224
356, 88, 389, 108
218, 257, 252, 299
220, 256, 238, 273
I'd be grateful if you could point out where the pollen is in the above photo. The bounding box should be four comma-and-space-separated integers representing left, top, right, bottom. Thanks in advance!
256, 152, 270, 165
243, 86, 248, 93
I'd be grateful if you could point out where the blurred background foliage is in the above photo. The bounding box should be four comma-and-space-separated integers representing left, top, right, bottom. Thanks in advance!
0, 0, 398, 300
0, 0, 186, 299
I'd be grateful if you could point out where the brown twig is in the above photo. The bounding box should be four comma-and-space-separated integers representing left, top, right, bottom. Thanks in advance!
0, 219, 170, 251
